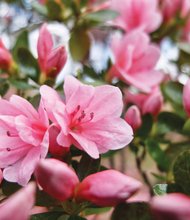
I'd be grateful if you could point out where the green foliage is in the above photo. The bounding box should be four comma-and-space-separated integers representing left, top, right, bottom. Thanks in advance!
173, 150, 190, 195
137, 114, 153, 137
153, 184, 167, 196
31, 212, 64, 220
69, 29, 91, 62
111, 203, 153, 220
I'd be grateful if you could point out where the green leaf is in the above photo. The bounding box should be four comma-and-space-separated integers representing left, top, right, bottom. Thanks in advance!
173, 150, 190, 195
12, 30, 29, 59
84, 207, 111, 216
156, 112, 185, 135
161, 81, 183, 107
9, 79, 33, 90
153, 184, 167, 196
68, 216, 87, 220
84, 10, 119, 23
32, 1, 48, 15
77, 153, 101, 181
136, 114, 153, 137
17, 48, 39, 81
1, 181, 21, 196
0, 79, 9, 96
69, 29, 90, 62
146, 139, 170, 172
183, 118, 190, 134
46, 0, 62, 20
111, 202, 153, 220
36, 189, 59, 207
31, 212, 64, 220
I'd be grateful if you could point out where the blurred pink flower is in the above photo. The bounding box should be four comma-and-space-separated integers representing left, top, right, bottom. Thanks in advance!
110, 0, 162, 33
151, 193, 190, 220
183, 79, 190, 116
0, 39, 13, 71
40, 75, 133, 159
125, 105, 142, 132
0, 182, 36, 220
0, 169, 2, 184
35, 159, 79, 201
110, 30, 163, 93
0, 95, 49, 186
125, 87, 163, 116
160, 0, 190, 22
37, 24, 67, 78
75, 170, 142, 207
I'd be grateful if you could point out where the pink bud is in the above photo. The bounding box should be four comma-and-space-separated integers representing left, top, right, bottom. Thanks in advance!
142, 89, 163, 116
0, 39, 13, 70
183, 79, 190, 116
0, 169, 3, 184
49, 126, 69, 158
75, 170, 142, 207
35, 159, 79, 201
37, 24, 67, 78
125, 105, 142, 132
151, 193, 190, 220
0, 182, 36, 220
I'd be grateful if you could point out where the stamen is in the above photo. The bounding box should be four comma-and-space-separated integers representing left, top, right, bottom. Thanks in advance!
6, 131, 11, 136
78, 110, 86, 122
90, 112, 94, 120
6, 148, 11, 152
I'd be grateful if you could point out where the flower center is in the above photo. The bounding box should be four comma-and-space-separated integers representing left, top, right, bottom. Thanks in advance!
70, 105, 94, 131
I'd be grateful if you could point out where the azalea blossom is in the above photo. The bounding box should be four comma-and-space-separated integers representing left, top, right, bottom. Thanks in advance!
125, 105, 142, 132
37, 24, 67, 78
35, 159, 79, 201
40, 75, 133, 159
0, 95, 49, 186
125, 87, 163, 116
75, 169, 142, 207
0, 182, 36, 220
151, 193, 190, 220
0, 39, 13, 71
110, 30, 163, 93
110, 0, 162, 33
160, 0, 190, 22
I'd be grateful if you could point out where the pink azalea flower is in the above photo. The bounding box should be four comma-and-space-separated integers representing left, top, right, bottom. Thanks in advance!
75, 170, 142, 207
35, 159, 79, 201
37, 24, 67, 78
0, 39, 13, 70
0, 169, 2, 184
125, 105, 142, 132
151, 193, 190, 220
0, 182, 36, 220
183, 79, 190, 116
40, 75, 133, 159
125, 87, 163, 117
110, 0, 162, 33
0, 95, 49, 186
110, 30, 163, 93
160, 0, 190, 22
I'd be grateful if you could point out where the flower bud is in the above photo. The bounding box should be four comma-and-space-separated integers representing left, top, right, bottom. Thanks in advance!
125, 105, 142, 132
0, 182, 36, 220
75, 170, 141, 207
142, 89, 163, 116
35, 159, 79, 201
151, 193, 190, 220
183, 79, 190, 117
37, 24, 67, 79
0, 39, 13, 70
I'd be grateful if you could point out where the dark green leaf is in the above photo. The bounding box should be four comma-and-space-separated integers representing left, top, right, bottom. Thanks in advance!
136, 114, 153, 137
153, 184, 167, 196
69, 29, 90, 62
111, 202, 153, 220
84, 207, 111, 216
77, 153, 101, 181
183, 118, 190, 134
9, 79, 33, 90
17, 48, 39, 81
68, 216, 87, 220
0, 79, 9, 96
46, 0, 62, 20
31, 212, 64, 220
36, 189, 60, 207
12, 30, 29, 59
1, 180, 21, 196
161, 81, 183, 107
173, 150, 190, 195
156, 112, 185, 135
146, 139, 170, 172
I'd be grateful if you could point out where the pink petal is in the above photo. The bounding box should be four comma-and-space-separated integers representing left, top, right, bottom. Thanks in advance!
0, 182, 36, 220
